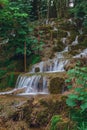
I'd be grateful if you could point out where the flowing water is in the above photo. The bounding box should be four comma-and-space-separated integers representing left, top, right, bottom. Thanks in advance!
15, 75, 48, 95
0, 27, 86, 95
73, 48, 87, 58
72, 35, 78, 46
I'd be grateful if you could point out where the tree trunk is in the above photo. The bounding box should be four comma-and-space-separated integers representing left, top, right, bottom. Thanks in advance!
24, 42, 27, 72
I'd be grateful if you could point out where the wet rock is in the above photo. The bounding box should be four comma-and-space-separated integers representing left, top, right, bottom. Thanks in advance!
65, 60, 76, 71
35, 67, 40, 72
37, 77, 43, 92
49, 77, 65, 94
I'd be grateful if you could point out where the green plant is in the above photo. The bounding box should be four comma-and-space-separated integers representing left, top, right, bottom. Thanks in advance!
66, 64, 87, 129
50, 115, 62, 130
7, 72, 15, 87
78, 122, 87, 130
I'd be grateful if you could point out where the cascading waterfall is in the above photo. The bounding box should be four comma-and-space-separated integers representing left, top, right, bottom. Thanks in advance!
16, 75, 48, 95
0, 26, 84, 95
73, 48, 87, 58
31, 58, 68, 73
61, 31, 70, 44
72, 35, 78, 46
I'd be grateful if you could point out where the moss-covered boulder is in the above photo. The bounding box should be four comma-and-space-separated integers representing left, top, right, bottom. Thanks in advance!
59, 22, 77, 32
35, 67, 40, 72
53, 40, 65, 52
49, 77, 65, 94
58, 30, 67, 38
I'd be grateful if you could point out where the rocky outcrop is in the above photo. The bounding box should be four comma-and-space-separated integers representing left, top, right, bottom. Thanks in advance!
0, 95, 70, 130
49, 77, 65, 94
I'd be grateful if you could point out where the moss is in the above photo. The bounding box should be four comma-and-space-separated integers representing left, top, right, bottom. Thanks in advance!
82, 27, 87, 34
35, 67, 40, 72
53, 40, 65, 52
52, 30, 58, 39
36, 111, 48, 126
55, 118, 75, 130
6, 121, 29, 130
59, 22, 77, 32
58, 30, 67, 37
69, 36, 87, 56
78, 35, 86, 43
49, 77, 65, 94
68, 31, 78, 44
81, 37, 87, 47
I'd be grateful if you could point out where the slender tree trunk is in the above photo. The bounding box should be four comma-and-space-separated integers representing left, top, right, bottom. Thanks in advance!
24, 42, 26, 72
47, 0, 50, 20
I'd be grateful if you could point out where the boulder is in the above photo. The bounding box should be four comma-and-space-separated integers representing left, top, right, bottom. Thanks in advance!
49, 77, 65, 94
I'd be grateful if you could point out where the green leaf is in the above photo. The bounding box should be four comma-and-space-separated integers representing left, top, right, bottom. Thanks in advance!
68, 94, 78, 99
67, 85, 72, 89
75, 88, 83, 92
80, 102, 87, 111
66, 98, 76, 107
65, 79, 71, 83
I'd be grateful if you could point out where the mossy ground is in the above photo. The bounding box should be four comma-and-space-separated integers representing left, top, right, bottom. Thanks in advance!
0, 94, 70, 130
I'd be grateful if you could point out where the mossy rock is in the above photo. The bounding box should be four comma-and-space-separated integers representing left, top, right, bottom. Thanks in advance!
78, 35, 86, 43
58, 30, 67, 38
6, 121, 29, 130
68, 31, 79, 44
69, 49, 80, 56
49, 77, 65, 94
83, 28, 87, 34
53, 40, 65, 52
39, 25, 52, 33
52, 30, 58, 39
36, 111, 48, 126
81, 37, 87, 47
55, 118, 75, 130
59, 22, 77, 31
35, 67, 40, 72
48, 114, 75, 130
69, 36, 87, 56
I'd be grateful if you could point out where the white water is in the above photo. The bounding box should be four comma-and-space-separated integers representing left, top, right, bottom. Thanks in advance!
31, 58, 68, 73
73, 48, 87, 58
0, 27, 84, 95
79, 28, 83, 35
15, 75, 48, 95
0, 38, 9, 45
72, 36, 78, 46
61, 31, 70, 45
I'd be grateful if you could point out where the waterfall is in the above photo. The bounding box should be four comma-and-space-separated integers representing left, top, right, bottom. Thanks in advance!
73, 48, 87, 58
61, 31, 70, 44
16, 75, 48, 95
61, 37, 67, 44
31, 58, 68, 73
72, 36, 78, 46
79, 28, 83, 35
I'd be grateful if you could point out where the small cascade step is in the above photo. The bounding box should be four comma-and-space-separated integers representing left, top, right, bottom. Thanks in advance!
15, 75, 48, 95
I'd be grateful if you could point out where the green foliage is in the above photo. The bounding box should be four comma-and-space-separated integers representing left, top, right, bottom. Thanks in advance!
66, 66, 87, 110
0, 69, 7, 78
0, 0, 9, 7
70, 0, 87, 27
66, 64, 87, 129
7, 72, 15, 87
78, 122, 87, 130
50, 115, 62, 130
31, 55, 41, 65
